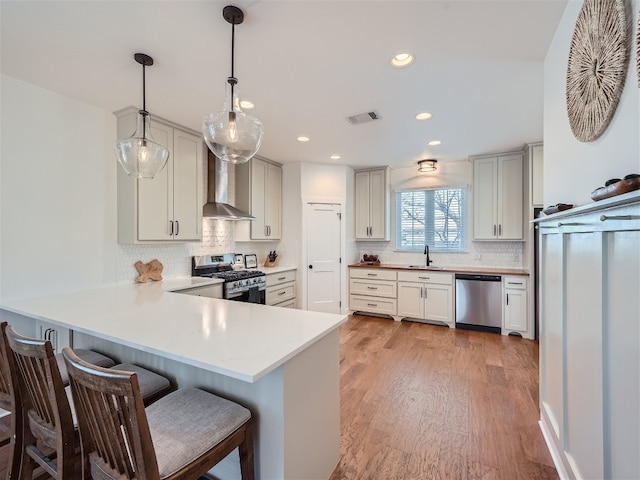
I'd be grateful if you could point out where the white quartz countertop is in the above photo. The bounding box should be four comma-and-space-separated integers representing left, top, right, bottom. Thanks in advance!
0, 278, 345, 383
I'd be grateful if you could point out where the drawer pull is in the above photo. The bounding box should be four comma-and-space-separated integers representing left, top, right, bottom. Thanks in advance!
558, 222, 587, 227
367, 303, 378, 307
367, 286, 378, 290
600, 215, 640, 221
277, 276, 286, 281
367, 273, 378, 277
418, 276, 430, 280
278, 291, 286, 296
507, 282, 523, 286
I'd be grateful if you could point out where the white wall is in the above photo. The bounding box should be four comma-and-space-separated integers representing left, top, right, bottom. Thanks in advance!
543, 0, 639, 206
1, 75, 119, 300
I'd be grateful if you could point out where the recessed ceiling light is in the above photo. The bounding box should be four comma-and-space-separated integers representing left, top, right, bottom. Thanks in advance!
297, 136, 310, 142
415, 112, 432, 120
428, 140, 442, 146
391, 52, 414, 68
240, 100, 254, 109
330, 154, 341, 160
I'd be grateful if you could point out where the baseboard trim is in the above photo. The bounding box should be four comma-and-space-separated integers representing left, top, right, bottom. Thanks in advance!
539, 416, 570, 480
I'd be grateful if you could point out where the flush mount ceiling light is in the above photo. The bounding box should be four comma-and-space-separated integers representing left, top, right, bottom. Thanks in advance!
115, 53, 169, 179
391, 52, 414, 68
418, 159, 438, 172
297, 136, 310, 142
415, 112, 432, 120
330, 154, 341, 160
202, 5, 263, 164
428, 140, 442, 146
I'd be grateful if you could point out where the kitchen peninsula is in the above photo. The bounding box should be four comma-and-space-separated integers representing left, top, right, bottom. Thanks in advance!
0, 279, 347, 480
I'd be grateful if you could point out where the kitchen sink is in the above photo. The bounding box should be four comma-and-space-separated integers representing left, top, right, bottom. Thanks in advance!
406, 265, 447, 270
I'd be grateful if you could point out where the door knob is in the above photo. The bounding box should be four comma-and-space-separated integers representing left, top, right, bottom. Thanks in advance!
308, 265, 313, 269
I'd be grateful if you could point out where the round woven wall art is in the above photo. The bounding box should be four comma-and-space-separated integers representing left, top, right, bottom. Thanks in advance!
566, 0, 629, 142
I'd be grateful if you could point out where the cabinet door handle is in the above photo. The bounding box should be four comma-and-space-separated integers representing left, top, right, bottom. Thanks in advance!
493, 225, 497, 236
420, 287, 423, 298
498, 224, 502, 236
169, 220, 174, 235
175, 220, 179, 236
600, 215, 640, 221
506, 293, 509, 306
268, 225, 271, 236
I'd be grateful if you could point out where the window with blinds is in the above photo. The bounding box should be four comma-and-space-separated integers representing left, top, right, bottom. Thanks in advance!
395, 187, 466, 252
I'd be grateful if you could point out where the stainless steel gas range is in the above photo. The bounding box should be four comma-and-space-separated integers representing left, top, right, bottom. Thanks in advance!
191, 254, 266, 304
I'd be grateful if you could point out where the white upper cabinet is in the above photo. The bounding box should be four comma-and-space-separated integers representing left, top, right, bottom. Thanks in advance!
354, 167, 390, 240
529, 143, 544, 208
236, 157, 282, 240
116, 107, 203, 243
472, 151, 524, 240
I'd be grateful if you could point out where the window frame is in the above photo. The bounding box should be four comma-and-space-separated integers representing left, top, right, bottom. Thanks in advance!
394, 186, 467, 253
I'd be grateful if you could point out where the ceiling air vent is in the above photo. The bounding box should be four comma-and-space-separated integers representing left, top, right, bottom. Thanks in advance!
346, 110, 381, 125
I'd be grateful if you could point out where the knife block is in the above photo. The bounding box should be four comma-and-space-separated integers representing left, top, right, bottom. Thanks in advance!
265, 257, 278, 267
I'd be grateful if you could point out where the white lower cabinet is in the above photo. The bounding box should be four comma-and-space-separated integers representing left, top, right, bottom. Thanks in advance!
266, 270, 296, 307
502, 276, 527, 334
397, 271, 453, 327
35, 320, 71, 354
349, 268, 397, 317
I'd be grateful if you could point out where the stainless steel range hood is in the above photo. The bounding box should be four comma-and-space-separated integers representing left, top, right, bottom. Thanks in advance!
203, 151, 255, 220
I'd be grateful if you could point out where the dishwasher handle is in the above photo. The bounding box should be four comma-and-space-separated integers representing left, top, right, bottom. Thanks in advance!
454, 273, 501, 282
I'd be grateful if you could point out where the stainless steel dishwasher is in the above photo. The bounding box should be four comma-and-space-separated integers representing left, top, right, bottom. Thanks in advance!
455, 273, 502, 333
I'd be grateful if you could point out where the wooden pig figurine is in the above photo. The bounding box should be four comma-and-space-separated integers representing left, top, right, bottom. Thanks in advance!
134, 259, 164, 283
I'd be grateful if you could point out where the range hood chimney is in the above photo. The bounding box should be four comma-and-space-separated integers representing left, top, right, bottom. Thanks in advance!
203, 151, 255, 220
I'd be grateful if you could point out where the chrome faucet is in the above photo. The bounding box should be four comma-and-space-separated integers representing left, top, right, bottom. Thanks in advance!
424, 245, 433, 266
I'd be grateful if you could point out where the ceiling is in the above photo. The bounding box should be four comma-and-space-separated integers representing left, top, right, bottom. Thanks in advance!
1, 0, 568, 170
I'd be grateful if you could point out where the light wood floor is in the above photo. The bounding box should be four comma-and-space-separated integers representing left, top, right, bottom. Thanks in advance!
329, 314, 558, 480
0, 314, 557, 479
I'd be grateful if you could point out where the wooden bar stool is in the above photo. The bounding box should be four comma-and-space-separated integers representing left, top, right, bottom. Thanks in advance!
0, 322, 23, 480
63, 346, 255, 480
4, 325, 173, 479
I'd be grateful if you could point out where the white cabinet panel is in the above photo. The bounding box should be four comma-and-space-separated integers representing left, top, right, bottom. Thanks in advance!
397, 273, 453, 326
537, 192, 640, 480
472, 151, 524, 240
236, 157, 282, 240
354, 168, 390, 240
116, 108, 203, 243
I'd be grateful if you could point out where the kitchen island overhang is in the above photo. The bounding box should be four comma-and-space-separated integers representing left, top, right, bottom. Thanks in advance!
1, 279, 347, 480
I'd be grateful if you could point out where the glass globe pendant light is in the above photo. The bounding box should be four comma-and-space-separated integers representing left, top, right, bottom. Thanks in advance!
202, 5, 263, 164
115, 53, 169, 179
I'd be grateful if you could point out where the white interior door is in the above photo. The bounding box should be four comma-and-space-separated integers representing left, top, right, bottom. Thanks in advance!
307, 203, 341, 313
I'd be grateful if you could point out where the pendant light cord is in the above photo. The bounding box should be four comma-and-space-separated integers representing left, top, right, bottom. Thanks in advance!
141, 61, 148, 142
228, 21, 237, 112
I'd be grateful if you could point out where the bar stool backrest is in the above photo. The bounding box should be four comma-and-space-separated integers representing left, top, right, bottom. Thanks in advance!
62, 346, 159, 480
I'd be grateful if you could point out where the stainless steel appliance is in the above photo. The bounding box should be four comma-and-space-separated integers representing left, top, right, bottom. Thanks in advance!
192, 254, 266, 304
455, 273, 502, 333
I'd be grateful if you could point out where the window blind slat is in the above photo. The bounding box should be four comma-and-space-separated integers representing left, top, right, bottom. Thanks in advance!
395, 188, 466, 252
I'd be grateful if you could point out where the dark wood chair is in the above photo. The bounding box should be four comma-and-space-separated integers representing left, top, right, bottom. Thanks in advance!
0, 322, 24, 480
5, 324, 82, 479
62, 346, 255, 480
4, 325, 174, 479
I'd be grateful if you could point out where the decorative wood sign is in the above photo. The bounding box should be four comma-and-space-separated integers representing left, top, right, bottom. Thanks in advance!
566, 0, 629, 142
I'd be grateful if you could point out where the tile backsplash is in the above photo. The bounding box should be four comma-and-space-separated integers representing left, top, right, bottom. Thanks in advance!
355, 241, 524, 269
117, 218, 236, 284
